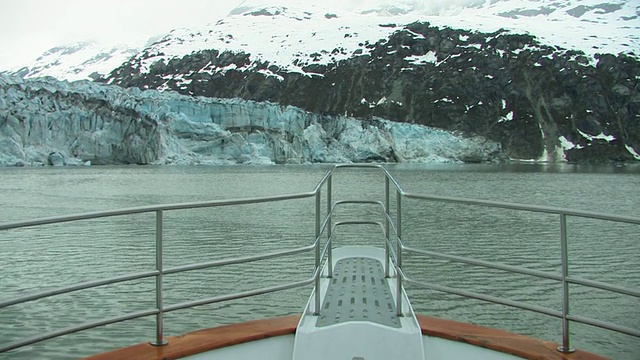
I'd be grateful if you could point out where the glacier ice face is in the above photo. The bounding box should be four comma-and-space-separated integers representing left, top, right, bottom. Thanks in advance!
0, 75, 503, 166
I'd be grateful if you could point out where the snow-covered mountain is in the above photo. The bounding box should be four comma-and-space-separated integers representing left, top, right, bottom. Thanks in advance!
2, 0, 639, 164
8, 0, 640, 82
9, 41, 142, 82
99, 0, 639, 163
107, 0, 639, 84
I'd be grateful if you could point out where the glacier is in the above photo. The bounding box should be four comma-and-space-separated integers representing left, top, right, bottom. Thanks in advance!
0, 75, 502, 166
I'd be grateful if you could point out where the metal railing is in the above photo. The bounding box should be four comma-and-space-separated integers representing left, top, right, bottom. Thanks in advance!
324, 164, 640, 353
1, 164, 639, 355
396, 191, 640, 352
0, 183, 332, 352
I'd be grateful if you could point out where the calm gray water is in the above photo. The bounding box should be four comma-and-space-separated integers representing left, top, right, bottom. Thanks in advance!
0, 163, 638, 359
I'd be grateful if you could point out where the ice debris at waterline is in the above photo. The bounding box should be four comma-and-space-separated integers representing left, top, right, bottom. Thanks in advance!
0, 75, 503, 166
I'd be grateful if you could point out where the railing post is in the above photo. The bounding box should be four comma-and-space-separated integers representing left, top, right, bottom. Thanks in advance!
327, 175, 333, 278
384, 175, 390, 278
151, 210, 167, 346
396, 191, 403, 316
314, 191, 321, 315
557, 213, 575, 353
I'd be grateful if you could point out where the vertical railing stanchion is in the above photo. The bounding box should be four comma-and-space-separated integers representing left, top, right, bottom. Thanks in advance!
396, 191, 403, 316
557, 213, 575, 353
327, 175, 333, 278
384, 175, 390, 278
314, 191, 322, 315
151, 209, 167, 346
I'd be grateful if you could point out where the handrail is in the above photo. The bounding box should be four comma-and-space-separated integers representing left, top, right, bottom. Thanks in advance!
389, 174, 640, 351
163, 244, 315, 275
403, 276, 563, 318
324, 164, 640, 352
0, 184, 328, 353
2, 309, 161, 354
1, 163, 639, 356
403, 245, 563, 282
403, 192, 640, 224
163, 276, 318, 313
0, 192, 317, 231
567, 314, 640, 338
0, 270, 159, 309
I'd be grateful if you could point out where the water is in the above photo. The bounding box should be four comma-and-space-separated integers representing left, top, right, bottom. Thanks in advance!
0, 163, 639, 359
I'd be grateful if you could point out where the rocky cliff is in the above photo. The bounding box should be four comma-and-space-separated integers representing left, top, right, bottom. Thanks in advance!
104, 21, 640, 163
0, 75, 502, 166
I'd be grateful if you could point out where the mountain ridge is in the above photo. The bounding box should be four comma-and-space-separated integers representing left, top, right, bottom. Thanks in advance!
7, 0, 639, 81
8, 41, 143, 82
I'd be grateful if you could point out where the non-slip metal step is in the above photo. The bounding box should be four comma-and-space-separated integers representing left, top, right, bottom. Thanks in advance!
316, 257, 400, 328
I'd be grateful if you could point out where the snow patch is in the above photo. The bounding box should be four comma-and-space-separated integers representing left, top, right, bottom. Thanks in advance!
405, 51, 438, 65
577, 129, 616, 142
538, 122, 549, 162
258, 69, 285, 81
433, 97, 454, 104
559, 136, 576, 150
404, 29, 426, 40
499, 111, 514, 123
625, 145, 640, 160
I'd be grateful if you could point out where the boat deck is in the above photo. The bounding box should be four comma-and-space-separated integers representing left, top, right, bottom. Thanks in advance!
292, 246, 426, 360
316, 256, 400, 328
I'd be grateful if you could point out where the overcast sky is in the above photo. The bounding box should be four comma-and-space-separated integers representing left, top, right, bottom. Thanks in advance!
0, 0, 482, 70
0, 0, 244, 69
0, 0, 383, 70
